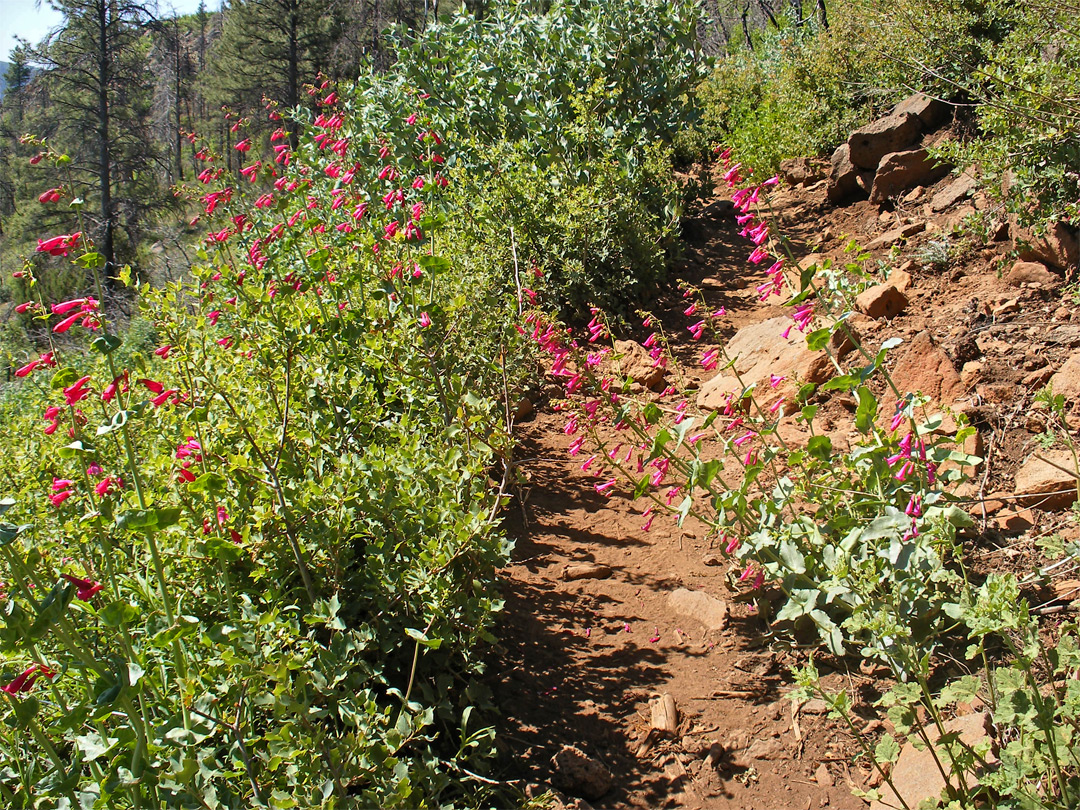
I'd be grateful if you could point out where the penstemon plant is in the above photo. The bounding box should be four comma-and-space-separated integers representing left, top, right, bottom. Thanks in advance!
526, 149, 982, 671
0, 79, 524, 809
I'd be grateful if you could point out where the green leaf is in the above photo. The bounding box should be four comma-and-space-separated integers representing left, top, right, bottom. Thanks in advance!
96, 599, 138, 627
91, 334, 122, 355
51, 367, 79, 390
805, 328, 831, 352
855, 386, 877, 434
820, 373, 860, 392
0, 498, 14, 517
807, 435, 833, 460
189, 472, 228, 495
58, 441, 95, 459
875, 733, 901, 763
405, 627, 443, 649
779, 539, 807, 574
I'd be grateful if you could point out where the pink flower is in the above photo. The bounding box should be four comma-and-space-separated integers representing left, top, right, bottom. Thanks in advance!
2, 663, 55, 695
15, 360, 39, 378
38, 187, 63, 204
36, 232, 81, 257
49, 490, 73, 507
688, 320, 706, 340
154, 345, 172, 359
235, 138, 252, 153
63, 376, 91, 406
747, 246, 769, 264
150, 389, 179, 407
419, 312, 432, 328
568, 436, 585, 456
683, 302, 697, 316
61, 573, 103, 601
595, 479, 617, 497
701, 349, 719, 370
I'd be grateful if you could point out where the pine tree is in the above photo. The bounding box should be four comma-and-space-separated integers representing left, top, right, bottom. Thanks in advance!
31, 0, 163, 277
202, 0, 347, 146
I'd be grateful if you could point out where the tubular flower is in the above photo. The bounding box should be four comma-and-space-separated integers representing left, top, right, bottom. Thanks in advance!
2, 664, 55, 695
36, 232, 81, 257
63, 376, 92, 406
61, 573, 104, 601
38, 187, 63, 204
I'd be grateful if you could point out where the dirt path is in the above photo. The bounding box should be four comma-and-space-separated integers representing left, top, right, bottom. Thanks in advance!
487, 176, 873, 809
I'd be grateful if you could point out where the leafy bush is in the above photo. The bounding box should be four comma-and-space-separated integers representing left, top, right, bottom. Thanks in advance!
696, 7, 896, 174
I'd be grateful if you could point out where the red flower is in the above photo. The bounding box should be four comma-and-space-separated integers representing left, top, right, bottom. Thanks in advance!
36, 232, 81, 257
63, 376, 91, 406
61, 573, 104, 601
15, 360, 39, 378
235, 139, 252, 153
38, 187, 63, 204
2, 664, 55, 695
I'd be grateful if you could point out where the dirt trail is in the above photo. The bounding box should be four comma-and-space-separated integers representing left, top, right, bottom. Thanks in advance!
487, 161, 1080, 808
487, 175, 871, 810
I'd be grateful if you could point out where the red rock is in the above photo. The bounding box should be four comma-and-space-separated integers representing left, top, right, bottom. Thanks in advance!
696, 317, 848, 411
848, 112, 923, 171
893, 92, 952, 130
827, 143, 871, 203
885, 331, 963, 409
1006, 260, 1061, 288
1013, 452, 1079, 511
1050, 353, 1080, 401
930, 173, 978, 212
856, 284, 909, 319
612, 339, 665, 390
869, 713, 994, 810
870, 149, 953, 204
1013, 220, 1079, 271
866, 221, 925, 250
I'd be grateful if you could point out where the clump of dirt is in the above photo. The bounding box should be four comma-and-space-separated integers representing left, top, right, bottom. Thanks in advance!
487, 161, 1080, 808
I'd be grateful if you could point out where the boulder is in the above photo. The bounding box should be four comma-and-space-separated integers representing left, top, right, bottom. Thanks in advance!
887, 266, 913, 292
856, 284, 909, 319
1014, 452, 1079, 510
827, 143, 870, 203
696, 317, 849, 411
869, 714, 994, 810
930, 173, 978, 212
612, 339, 665, 390
1013, 220, 1080, 271
1005, 260, 1061, 289
893, 92, 952, 131
1050, 354, 1080, 402
885, 331, 963, 409
870, 149, 953, 204
848, 112, 922, 171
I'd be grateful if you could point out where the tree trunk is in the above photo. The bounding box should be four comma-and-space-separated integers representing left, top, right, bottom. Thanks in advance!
97, 0, 116, 279
817, 0, 829, 29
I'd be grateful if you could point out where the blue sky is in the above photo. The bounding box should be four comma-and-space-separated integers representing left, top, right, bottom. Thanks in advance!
1, 0, 216, 60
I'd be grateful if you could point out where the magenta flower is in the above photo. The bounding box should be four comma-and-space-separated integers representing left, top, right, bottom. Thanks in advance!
594, 479, 617, 497
63, 376, 92, 406
49, 490, 73, 507
701, 349, 719, 370
688, 320, 706, 340
61, 573, 103, 601
418, 312, 432, 328
747, 246, 769, 264
2, 663, 55, 695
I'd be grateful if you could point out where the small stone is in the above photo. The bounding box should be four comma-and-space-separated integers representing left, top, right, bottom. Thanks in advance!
991, 297, 1020, 317
893, 92, 952, 130
1006, 260, 1061, 289
960, 361, 983, 388
992, 509, 1035, 535
887, 267, 913, 292
1050, 354, 1080, 402
613, 339, 666, 390
800, 698, 830, 715
562, 563, 613, 582
668, 588, 728, 631
930, 173, 978, 212
855, 284, 909, 319
815, 763, 834, 788
550, 746, 613, 801
866, 221, 926, 250
702, 553, 724, 566
746, 738, 785, 760
1022, 366, 1054, 387
869, 714, 994, 810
